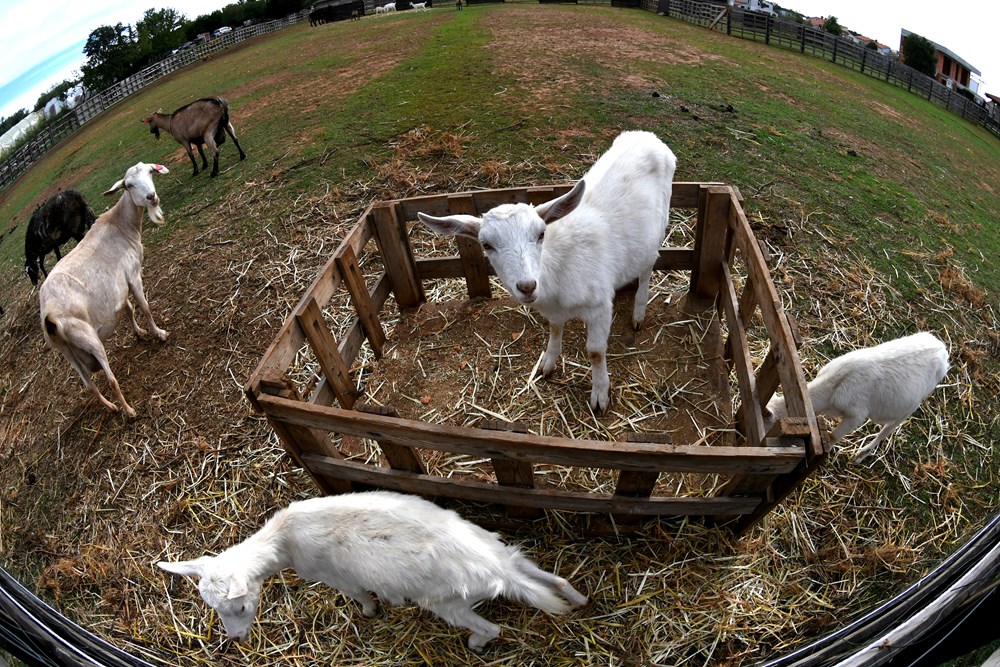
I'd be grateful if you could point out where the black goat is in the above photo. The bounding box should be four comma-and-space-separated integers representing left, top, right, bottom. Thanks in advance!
142, 97, 246, 177
23, 189, 96, 286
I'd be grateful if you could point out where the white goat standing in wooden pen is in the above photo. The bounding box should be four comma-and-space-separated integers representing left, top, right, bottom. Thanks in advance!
762, 332, 949, 463
39, 162, 170, 417
159, 491, 588, 652
417, 130, 676, 414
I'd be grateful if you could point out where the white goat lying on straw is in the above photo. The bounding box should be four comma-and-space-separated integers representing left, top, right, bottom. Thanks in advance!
39, 162, 170, 417
417, 130, 676, 414
763, 331, 949, 463
159, 491, 588, 651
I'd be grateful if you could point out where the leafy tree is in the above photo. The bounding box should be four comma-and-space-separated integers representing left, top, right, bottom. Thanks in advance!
135, 8, 186, 65
822, 15, 842, 36
81, 23, 136, 92
866, 40, 879, 50
902, 32, 937, 78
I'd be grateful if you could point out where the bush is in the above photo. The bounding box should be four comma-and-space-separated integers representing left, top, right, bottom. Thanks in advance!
902, 32, 937, 78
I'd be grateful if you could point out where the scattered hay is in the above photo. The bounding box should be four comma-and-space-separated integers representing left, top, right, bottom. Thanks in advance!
0, 125, 996, 667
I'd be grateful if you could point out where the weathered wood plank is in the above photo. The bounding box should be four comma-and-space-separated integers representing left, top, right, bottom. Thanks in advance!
415, 248, 693, 282
301, 453, 760, 516
727, 194, 821, 459
719, 263, 765, 447
692, 186, 732, 299
311, 272, 392, 407
257, 371, 353, 494
449, 194, 492, 299
335, 245, 386, 358
480, 419, 541, 519
356, 404, 426, 474
296, 298, 359, 410
246, 212, 374, 402
614, 433, 671, 524
258, 394, 805, 475
370, 203, 425, 309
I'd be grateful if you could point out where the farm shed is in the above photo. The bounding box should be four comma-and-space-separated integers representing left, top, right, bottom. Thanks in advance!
245, 182, 827, 534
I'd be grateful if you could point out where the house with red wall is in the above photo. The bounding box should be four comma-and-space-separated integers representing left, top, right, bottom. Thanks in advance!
899, 28, 980, 91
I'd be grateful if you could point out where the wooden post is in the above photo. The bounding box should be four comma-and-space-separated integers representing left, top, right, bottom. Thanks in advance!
356, 404, 426, 474
335, 245, 387, 358
448, 194, 492, 299
765, 14, 771, 45
613, 433, 670, 525
295, 298, 360, 409
370, 203, 425, 309
481, 419, 542, 519
256, 370, 353, 494
691, 186, 731, 300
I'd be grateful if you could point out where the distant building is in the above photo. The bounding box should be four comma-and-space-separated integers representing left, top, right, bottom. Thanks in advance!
732, 0, 776, 15
899, 28, 980, 92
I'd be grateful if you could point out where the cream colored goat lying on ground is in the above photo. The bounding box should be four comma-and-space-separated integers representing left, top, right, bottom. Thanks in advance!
159, 491, 588, 651
763, 332, 949, 463
39, 162, 170, 417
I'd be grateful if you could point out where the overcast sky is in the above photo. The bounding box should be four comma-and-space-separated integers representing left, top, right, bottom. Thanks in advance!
2, 0, 999, 121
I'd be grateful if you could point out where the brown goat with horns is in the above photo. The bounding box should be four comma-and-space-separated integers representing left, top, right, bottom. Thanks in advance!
142, 96, 246, 177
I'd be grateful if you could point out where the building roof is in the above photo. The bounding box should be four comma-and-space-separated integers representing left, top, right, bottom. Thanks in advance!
900, 28, 980, 76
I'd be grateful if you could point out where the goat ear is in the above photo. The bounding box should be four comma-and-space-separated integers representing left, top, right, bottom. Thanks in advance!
150, 164, 169, 175
535, 179, 585, 224
103, 179, 125, 197
141, 117, 150, 124
158, 558, 208, 579
417, 212, 481, 240
227, 574, 249, 599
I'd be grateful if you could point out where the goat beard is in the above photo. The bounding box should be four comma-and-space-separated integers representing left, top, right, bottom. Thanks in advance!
146, 204, 165, 226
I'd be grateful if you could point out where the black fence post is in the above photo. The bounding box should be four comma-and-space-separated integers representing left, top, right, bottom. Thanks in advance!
765, 14, 771, 45
831, 36, 838, 64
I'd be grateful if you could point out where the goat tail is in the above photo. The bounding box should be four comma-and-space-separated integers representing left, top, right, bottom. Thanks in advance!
502, 548, 588, 615
214, 97, 230, 147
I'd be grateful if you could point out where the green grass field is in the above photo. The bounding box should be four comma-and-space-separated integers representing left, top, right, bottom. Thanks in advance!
0, 6, 997, 666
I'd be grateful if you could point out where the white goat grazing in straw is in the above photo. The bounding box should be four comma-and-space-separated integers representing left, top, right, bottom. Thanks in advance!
159, 491, 588, 651
762, 332, 949, 463
39, 162, 170, 417
418, 130, 676, 413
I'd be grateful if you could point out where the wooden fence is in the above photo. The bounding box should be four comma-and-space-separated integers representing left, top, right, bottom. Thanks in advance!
666, 1, 1000, 136
245, 182, 826, 534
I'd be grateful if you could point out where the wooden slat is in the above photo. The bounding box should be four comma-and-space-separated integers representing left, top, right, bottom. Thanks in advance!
311, 273, 393, 407
480, 419, 541, 519
727, 193, 821, 460
335, 245, 386, 358
301, 453, 760, 516
370, 203, 425, 308
395, 182, 714, 221
246, 211, 374, 401
257, 393, 805, 475
356, 404, 426, 474
257, 371, 353, 494
614, 433, 671, 525
415, 248, 693, 282
527, 186, 555, 206
719, 264, 765, 447
296, 298, 359, 409
691, 186, 732, 299
449, 194, 492, 299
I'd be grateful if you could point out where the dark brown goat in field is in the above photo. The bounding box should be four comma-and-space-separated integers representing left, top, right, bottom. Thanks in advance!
142, 97, 246, 177
24, 189, 96, 286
